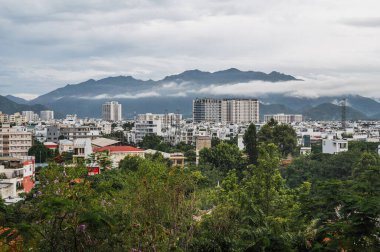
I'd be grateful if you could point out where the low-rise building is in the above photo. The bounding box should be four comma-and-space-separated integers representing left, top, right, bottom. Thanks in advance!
0, 156, 35, 199
144, 149, 185, 167
73, 138, 93, 163
95, 146, 145, 168
322, 137, 348, 154
58, 139, 74, 154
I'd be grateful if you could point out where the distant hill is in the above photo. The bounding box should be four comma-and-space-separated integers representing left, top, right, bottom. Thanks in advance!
0, 96, 49, 115
5, 95, 29, 104
22, 68, 380, 120
161, 68, 300, 84
29, 69, 300, 118
302, 103, 368, 121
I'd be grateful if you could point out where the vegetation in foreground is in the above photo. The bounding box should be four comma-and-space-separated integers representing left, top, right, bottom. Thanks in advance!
0, 123, 379, 251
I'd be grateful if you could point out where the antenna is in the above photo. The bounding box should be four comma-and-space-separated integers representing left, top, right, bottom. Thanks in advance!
341, 98, 347, 129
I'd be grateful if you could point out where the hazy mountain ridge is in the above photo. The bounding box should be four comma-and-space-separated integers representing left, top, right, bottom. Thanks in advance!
0, 96, 49, 115
5, 69, 380, 120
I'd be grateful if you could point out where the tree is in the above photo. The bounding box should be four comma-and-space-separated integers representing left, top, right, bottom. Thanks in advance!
199, 142, 246, 175
258, 120, 297, 157
122, 122, 134, 131
139, 134, 164, 149
28, 142, 54, 163
243, 123, 258, 165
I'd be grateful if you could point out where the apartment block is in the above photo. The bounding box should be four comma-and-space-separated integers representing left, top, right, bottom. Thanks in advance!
222, 99, 259, 124
0, 125, 33, 157
264, 113, 303, 124
193, 98, 259, 123
102, 101, 122, 121
40, 110, 54, 121
134, 120, 162, 142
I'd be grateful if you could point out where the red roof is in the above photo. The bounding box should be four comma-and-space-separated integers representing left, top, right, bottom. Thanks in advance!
95, 146, 144, 153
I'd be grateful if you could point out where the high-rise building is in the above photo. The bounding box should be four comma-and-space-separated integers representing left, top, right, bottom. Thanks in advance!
22, 111, 35, 122
193, 98, 222, 122
193, 98, 259, 123
222, 99, 260, 124
102, 101, 122, 121
40, 110, 54, 121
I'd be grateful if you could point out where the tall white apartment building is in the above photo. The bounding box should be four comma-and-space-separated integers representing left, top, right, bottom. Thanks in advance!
102, 101, 122, 121
222, 99, 260, 124
22, 111, 35, 122
264, 113, 303, 124
0, 124, 33, 157
40, 110, 54, 121
193, 98, 259, 123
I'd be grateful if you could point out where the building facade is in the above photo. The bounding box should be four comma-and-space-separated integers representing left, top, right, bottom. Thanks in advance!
40, 110, 54, 121
223, 99, 259, 124
0, 125, 33, 157
264, 114, 303, 124
193, 98, 222, 122
193, 98, 259, 123
102, 101, 122, 121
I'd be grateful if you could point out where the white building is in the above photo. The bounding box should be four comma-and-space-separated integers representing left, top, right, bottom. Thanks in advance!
264, 114, 303, 124
322, 137, 348, 154
102, 101, 122, 121
22, 111, 37, 122
73, 138, 93, 162
40, 110, 54, 121
222, 99, 260, 124
136, 113, 182, 128
0, 156, 35, 199
134, 119, 163, 142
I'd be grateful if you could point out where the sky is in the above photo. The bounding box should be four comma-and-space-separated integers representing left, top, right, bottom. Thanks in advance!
0, 0, 379, 100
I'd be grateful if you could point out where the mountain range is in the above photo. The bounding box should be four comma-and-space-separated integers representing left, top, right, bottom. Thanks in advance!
0, 96, 48, 115
2, 68, 380, 120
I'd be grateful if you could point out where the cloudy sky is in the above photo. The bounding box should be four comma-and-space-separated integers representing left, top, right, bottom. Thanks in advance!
0, 0, 379, 100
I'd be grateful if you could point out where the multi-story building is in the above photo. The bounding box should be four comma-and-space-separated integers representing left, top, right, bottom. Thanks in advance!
222, 99, 259, 124
0, 112, 27, 125
46, 125, 60, 143
193, 98, 222, 122
9, 113, 26, 125
0, 124, 33, 157
73, 138, 93, 163
22, 111, 37, 122
0, 156, 35, 200
322, 135, 348, 154
136, 113, 182, 128
264, 113, 303, 124
40, 110, 54, 121
134, 120, 162, 143
102, 101, 122, 121
193, 98, 259, 123
59, 126, 101, 141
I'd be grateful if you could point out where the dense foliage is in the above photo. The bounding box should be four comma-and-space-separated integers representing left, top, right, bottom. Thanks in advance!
1, 127, 379, 251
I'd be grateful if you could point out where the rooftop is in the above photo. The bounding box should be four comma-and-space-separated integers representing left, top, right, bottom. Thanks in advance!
95, 146, 144, 153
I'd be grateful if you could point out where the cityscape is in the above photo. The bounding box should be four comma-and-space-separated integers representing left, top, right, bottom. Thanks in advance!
0, 0, 379, 251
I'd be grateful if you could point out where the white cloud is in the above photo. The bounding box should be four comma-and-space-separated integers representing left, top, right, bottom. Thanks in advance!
78, 91, 160, 100
0, 0, 379, 97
